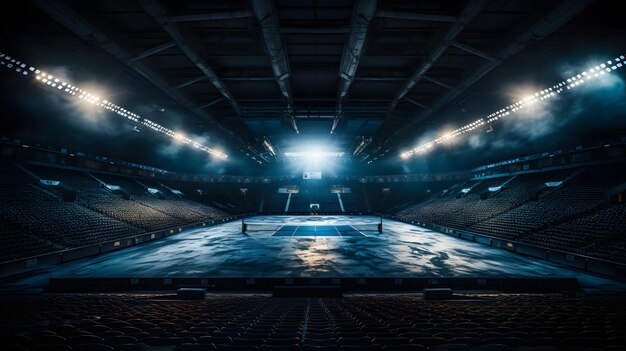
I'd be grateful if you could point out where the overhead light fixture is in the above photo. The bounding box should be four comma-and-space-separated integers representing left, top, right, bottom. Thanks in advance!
400, 53, 625, 160
262, 136, 276, 156
353, 136, 372, 156
0, 51, 228, 160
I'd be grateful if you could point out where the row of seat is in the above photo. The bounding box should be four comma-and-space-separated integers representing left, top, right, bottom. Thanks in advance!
0, 163, 229, 262
2, 293, 625, 351
396, 166, 626, 262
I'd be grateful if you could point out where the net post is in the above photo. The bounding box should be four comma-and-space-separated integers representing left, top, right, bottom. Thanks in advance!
379, 214, 383, 233
242, 217, 246, 234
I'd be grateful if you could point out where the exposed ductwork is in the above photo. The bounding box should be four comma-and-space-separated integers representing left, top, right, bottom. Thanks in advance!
386, 0, 488, 115
333, 0, 378, 134
251, 0, 298, 134
138, 0, 242, 116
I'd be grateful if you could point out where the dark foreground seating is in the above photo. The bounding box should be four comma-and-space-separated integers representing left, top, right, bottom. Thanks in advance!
1, 293, 625, 351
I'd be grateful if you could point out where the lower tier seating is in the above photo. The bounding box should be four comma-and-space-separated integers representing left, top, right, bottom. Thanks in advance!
395, 164, 626, 263
0, 163, 231, 262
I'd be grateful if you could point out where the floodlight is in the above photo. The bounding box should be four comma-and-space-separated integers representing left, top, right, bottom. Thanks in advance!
399, 53, 626, 160
0, 51, 230, 160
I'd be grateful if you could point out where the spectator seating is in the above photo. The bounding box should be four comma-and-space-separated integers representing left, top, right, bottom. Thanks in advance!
0, 163, 230, 262
1, 293, 625, 350
395, 164, 626, 263
0, 164, 142, 261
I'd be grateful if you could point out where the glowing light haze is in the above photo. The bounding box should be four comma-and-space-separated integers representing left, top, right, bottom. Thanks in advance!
400, 53, 625, 160
0, 51, 228, 160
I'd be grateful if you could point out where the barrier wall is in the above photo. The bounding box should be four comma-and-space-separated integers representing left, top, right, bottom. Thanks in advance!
45, 277, 581, 294
0, 216, 243, 278
385, 214, 626, 280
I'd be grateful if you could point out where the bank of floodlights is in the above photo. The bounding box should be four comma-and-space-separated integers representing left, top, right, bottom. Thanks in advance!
400, 54, 625, 160
0, 51, 227, 160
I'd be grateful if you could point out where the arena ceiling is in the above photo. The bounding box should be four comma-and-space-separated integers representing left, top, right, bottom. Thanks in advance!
3, 0, 624, 171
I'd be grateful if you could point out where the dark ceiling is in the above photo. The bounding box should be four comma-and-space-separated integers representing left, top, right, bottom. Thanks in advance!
1, 0, 625, 173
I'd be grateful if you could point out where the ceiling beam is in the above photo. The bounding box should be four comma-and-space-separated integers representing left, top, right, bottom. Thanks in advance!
355, 77, 406, 81
251, 0, 298, 134
139, 0, 243, 116
422, 75, 455, 90
280, 27, 351, 34
237, 98, 393, 102
333, 0, 378, 133
130, 40, 176, 61
195, 97, 225, 111
404, 97, 431, 111
372, 0, 594, 161
170, 10, 253, 23
33, 0, 254, 157
173, 75, 207, 89
221, 77, 275, 82
375, 10, 457, 23
451, 41, 497, 61
386, 0, 488, 115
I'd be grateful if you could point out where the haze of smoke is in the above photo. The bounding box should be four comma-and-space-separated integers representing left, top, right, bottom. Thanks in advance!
463, 73, 625, 153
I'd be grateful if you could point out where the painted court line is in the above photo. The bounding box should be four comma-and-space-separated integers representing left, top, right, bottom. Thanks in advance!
270, 225, 366, 237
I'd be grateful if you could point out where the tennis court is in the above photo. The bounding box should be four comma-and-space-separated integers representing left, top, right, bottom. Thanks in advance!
268, 224, 369, 237
242, 218, 382, 237
5, 215, 624, 291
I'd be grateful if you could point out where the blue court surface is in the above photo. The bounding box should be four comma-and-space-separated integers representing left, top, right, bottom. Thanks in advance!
3, 215, 625, 292
270, 224, 368, 237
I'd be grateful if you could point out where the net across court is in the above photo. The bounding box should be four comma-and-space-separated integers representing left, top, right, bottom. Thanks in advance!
242, 221, 382, 237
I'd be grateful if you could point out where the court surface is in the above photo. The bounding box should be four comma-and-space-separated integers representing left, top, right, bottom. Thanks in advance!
248, 224, 374, 237
3, 215, 624, 291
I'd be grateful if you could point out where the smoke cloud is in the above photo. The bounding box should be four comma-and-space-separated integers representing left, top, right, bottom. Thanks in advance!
461, 72, 626, 156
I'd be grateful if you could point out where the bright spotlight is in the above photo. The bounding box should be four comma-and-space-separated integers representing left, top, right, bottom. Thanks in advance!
212, 149, 228, 160
284, 151, 344, 158
308, 151, 322, 162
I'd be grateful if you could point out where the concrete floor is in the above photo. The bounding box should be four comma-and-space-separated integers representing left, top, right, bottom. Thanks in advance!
4, 215, 624, 291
